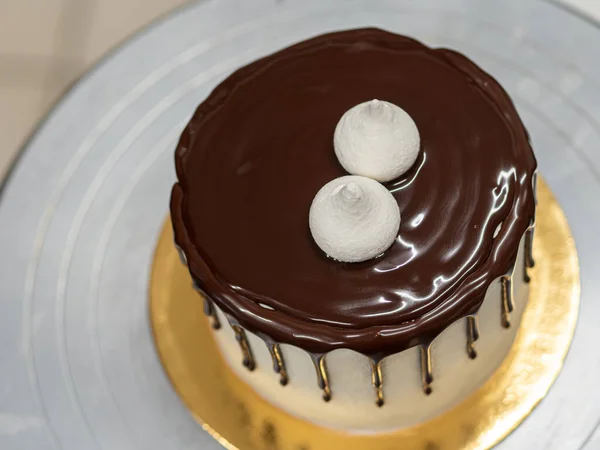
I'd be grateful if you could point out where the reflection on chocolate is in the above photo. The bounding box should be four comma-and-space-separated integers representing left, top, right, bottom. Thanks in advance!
170, 28, 537, 359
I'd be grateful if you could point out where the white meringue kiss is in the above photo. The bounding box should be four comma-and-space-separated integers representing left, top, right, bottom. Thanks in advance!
334, 99, 420, 182
309, 175, 400, 263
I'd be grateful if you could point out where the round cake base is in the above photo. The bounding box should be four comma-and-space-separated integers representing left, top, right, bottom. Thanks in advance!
150, 178, 579, 450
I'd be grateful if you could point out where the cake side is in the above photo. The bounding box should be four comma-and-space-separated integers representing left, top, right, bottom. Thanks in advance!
207, 234, 530, 430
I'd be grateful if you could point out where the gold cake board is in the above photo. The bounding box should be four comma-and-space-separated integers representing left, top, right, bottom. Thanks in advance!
150, 179, 579, 450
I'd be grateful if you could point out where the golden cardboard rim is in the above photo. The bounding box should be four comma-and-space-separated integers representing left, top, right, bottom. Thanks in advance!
150, 178, 580, 450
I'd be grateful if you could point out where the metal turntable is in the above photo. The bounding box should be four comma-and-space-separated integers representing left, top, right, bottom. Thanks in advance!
1, 0, 600, 449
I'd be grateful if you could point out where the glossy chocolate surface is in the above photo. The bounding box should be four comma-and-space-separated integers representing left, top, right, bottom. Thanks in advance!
171, 28, 536, 357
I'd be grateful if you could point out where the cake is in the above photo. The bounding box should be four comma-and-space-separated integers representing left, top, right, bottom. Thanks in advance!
170, 28, 537, 431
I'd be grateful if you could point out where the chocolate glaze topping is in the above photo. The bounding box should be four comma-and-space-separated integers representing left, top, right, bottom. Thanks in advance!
171, 28, 536, 358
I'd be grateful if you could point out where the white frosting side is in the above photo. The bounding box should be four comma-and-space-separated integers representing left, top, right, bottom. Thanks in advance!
212, 235, 530, 432
334, 99, 420, 182
309, 175, 400, 263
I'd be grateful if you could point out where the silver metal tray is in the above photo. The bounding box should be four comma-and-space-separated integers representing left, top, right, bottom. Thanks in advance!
2, 0, 600, 448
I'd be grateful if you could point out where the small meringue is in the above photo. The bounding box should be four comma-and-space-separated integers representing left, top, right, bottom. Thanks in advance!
309, 175, 400, 263
334, 99, 420, 182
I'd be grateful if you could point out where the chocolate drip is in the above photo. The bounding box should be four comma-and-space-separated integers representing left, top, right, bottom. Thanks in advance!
174, 243, 187, 266
170, 28, 537, 358
524, 173, 538, 283
370, 359, 384, 407
193, 280, 221, 329
466, 316, 479, 359
420, 345, 433, 395
266, 343, 289, 386
310, 354, 331, 402
523, 254, 531, 284
200, 296, 221, 330
526, 227, 535, 267
523, 226, 535, 283
230, 323, 255, 371
501, 275, 514, 329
